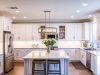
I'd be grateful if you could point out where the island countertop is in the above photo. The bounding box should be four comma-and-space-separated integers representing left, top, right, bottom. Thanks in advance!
23, 50, 69, 59
24, 50, 69, 75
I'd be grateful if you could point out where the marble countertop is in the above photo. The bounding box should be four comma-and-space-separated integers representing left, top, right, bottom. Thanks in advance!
87, 50, 100, 56
23, 50, 69, 59
81, 48, 100, 56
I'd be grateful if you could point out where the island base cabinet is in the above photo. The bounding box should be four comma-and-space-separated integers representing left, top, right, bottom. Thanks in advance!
24, 59, 69, 75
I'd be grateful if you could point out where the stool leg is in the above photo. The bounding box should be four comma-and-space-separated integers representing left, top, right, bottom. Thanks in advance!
59, 61, 61, 75
32, 62, 35, 75
47, 63, 49, 75
44, 63, 46, 75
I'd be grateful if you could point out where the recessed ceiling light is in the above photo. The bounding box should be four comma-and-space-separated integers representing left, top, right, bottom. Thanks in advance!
88, 15, 92, 18
12, 16, 16, 19
76, 10, 80, 13
16, 10, 20, 13
83, 3, 88, 7
24, 16, 27, 19
71, 16, 74, 19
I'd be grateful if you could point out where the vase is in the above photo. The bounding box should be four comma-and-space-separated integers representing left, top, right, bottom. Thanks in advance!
47, 45, 52, 53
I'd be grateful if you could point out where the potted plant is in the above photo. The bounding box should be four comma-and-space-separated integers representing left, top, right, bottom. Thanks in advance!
43, 39, 56, 53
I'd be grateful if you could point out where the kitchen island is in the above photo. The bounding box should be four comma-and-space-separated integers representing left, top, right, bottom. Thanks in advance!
23, 50, 69, 75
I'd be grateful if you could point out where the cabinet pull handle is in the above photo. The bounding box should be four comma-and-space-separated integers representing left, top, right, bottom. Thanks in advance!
18, 36, 20, 40
8, 26, 9, 30
16, 53, 18, 56
67, 53, 69, 55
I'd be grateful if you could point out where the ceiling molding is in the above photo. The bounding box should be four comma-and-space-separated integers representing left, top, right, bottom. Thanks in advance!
13, 19, 91, 24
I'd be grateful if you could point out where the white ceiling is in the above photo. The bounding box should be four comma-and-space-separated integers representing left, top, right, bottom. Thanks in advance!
0, 0, 100, 22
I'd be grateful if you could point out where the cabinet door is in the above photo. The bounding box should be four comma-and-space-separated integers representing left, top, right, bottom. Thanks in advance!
80, 50, 86, 66
0, 55, 3, 74
66, 24, 75, 40
83, 23, 91, 40
91, 54, 96, 74
75, 49, 80, 60
65, 49, 76, 61
13, 24, 26, 41
32, 25, 40, 40
26, 24, 33, 41
74, 24, 82, 40
3, 17, 12, 31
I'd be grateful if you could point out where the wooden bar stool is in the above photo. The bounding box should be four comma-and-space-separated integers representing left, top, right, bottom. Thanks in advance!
32, 59, 46, 75
47, 60, 61, 75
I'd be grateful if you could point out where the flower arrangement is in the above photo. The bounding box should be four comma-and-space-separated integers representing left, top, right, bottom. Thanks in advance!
43, 39, 56, 48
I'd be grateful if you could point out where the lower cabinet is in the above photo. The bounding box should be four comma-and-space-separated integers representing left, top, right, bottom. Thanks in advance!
80, 50, 86, 66
64, 49, 80, 61
14, 48, 45, 61
0, 55, 3, 75
14, 49, 32, 61
91, 54, 97, 74
91, 54, 100, 75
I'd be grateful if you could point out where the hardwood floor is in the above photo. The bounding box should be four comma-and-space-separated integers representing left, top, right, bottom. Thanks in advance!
4, 62, 93, 75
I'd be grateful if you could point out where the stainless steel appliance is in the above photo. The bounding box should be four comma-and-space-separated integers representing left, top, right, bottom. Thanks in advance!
3, 31, 14, 73
86, 52, 91, 69
45, 33, 58, 40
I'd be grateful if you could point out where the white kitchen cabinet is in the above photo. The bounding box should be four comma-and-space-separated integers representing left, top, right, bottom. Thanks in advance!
64, 49, 80, 61
66, 23, 82, 40
0, 17, 12, 31
13, 24, 26, 41
0, 55, 3, 75
32, 25, 40, 40
74, 24, 82, 40
14, 49, 32, 61
26, 25, 33, 41
91, 54, 100, 75
66, 24, 75, 40
91, 54, 97, 74
82, 22, 91, 40
13, 24, 41, 41
80, 50, 86, 66
3, 17, 12, 31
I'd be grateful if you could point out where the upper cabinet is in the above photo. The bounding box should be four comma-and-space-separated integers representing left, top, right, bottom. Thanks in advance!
12, 24, 26, 41
82, 22, 90, 40
12, 24, 41, 41
66, 23, 82, 40
82, 22, 96, 41
12, 23, 84, 41
0, 17, 12, 31
32, 24, 40, 40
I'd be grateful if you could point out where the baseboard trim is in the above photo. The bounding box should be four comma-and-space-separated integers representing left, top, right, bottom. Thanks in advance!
70, 60, 80, 62
14, 60, 24, 63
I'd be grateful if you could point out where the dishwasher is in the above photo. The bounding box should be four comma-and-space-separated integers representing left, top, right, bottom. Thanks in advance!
86, 52, 91, 69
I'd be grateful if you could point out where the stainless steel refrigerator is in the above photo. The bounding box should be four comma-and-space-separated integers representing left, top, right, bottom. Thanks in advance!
3, 31, 14, 73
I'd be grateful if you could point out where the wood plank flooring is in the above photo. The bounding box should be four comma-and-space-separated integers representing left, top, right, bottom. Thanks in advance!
4, 62, 93, 75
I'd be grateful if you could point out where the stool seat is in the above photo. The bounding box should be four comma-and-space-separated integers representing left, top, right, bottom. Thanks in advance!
47, 60, 61, 75
32, 59, 46, 75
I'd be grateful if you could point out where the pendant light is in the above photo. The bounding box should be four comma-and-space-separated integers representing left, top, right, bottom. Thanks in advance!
38, 11, 57, 33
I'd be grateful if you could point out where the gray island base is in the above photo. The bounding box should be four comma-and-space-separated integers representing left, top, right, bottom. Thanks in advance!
23, 50, 69, 75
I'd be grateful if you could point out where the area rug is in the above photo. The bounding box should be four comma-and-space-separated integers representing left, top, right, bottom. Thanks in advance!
71, 62, 86, 70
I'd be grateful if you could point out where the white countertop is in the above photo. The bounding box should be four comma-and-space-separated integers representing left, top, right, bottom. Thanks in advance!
87, 50, 100, 56
23, 50, 69, 59
81, 48, 100, 56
